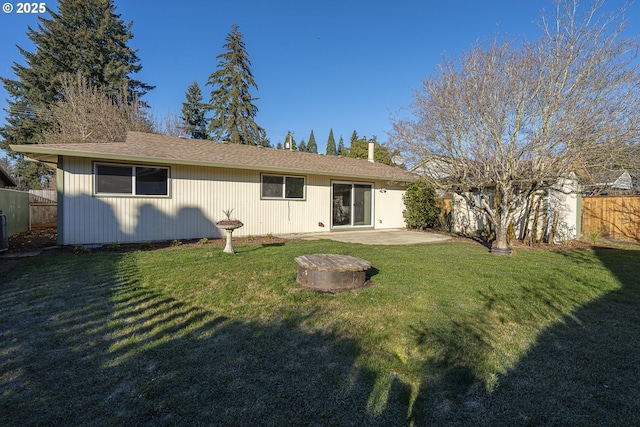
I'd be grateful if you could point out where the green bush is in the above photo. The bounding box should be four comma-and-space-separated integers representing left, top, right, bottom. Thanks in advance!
107, 242, 121, 251
402, 180, 441, 230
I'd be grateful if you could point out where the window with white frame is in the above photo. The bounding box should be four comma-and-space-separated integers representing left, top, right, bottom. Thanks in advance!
94, 163, 170, 196
261, 174, 305, 200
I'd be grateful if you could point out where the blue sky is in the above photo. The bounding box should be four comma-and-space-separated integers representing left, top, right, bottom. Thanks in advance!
1, 0, 637, 154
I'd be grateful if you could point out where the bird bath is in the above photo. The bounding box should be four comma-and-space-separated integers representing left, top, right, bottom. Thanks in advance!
216, 219, 243, 253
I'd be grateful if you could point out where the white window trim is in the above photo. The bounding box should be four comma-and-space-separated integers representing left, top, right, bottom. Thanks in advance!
261, 173, 306, 200
93, 162, 171, 197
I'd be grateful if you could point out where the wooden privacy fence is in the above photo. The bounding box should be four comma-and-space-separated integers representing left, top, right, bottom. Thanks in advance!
437, 196, 453, 231
30, 190, 57, 228
581, 196, 640, 243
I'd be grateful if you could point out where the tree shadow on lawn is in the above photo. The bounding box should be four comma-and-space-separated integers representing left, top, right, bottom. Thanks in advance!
410, 247, 640, 426
0, 253, 411, 426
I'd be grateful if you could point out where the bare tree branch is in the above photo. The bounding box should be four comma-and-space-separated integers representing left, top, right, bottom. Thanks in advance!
391, 0, 640, 253
43, 72, 153, 144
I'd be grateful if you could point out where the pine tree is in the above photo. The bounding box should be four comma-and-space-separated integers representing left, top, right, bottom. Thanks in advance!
181, 81, 209, 139
0, 0, 152, 189
298, 139, 307, 152
350, 130, 359, 145
207, 24, 265, 145
307, 130, 318, 153
338, 136, 345, 156
0, 0, 153, 149
257, 135, 271, 147
326, 128, 337, 155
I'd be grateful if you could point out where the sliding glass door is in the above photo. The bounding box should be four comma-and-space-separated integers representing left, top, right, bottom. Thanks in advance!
332, 182, 373, 228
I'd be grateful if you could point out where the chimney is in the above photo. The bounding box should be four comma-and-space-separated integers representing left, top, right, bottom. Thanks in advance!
367, 139, 374, 163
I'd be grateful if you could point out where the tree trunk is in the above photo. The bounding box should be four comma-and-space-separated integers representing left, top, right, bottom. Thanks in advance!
490, 193, 513, 256
491, 224, 512, 255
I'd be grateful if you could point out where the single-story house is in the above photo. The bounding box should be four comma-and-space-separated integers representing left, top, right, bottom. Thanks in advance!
11, 131, 418, 246
0, 166, 17, 188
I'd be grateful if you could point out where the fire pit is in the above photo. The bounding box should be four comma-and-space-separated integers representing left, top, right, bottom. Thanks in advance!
295, 254, 372, 292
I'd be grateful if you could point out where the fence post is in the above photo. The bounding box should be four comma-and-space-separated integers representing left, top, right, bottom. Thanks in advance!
575, 194, 582, 239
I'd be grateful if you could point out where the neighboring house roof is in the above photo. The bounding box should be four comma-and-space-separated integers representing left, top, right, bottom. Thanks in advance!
591, 170, 635, 190
411, 155, 577, 188
11, 131, 418, 182
410, 156, 452, 181
0, 166, 17, 187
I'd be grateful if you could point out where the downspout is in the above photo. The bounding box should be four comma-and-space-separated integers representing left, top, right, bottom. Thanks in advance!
57, 156, 63, 246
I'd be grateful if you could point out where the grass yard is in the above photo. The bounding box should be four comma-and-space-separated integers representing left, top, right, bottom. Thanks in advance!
1, 238, 639, 426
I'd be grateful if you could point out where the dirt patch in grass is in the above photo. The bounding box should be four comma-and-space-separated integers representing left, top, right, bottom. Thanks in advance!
6, 227, 57, 252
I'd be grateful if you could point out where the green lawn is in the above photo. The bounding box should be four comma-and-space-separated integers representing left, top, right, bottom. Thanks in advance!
1, 239, 639, 426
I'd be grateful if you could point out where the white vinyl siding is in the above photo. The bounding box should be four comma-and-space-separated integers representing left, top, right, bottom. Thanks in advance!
58, 157, 409, 245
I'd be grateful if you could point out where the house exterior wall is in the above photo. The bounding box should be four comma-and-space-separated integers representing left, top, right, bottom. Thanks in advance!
58, 157, 408, 245
450, 179, 579, 242
374, 184, 406, 229
549, 179, 579, 241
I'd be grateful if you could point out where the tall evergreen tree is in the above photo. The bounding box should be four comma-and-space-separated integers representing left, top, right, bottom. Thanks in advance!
326, 128, 337, 155
307, 130, 318, 153
181, 81, 209, 139
206, 24, 265, 145
257, 135, 271, 147
0, 0, 152, 188
350, 130, 359, 144
337, 135, 344, 155
1, 0, 153, 149
298, 139, 307, 152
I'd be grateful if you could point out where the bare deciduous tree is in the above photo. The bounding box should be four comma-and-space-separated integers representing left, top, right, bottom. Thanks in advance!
153, 109, 189, 138
43, 72, 153, 144
391, 0, 640, 254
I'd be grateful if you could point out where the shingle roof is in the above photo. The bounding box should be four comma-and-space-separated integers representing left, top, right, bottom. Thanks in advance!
12, 131, 418, 182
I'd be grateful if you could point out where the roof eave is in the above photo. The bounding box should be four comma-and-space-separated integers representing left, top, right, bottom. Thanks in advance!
0, 169, 17, 187
11, 144, 417, 183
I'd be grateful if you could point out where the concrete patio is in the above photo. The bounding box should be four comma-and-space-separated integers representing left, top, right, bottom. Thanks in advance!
280, 229, 452, 245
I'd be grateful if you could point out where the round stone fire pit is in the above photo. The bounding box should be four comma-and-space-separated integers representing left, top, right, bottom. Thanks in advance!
216, 219, 243, 254
295, 254, 372, 293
